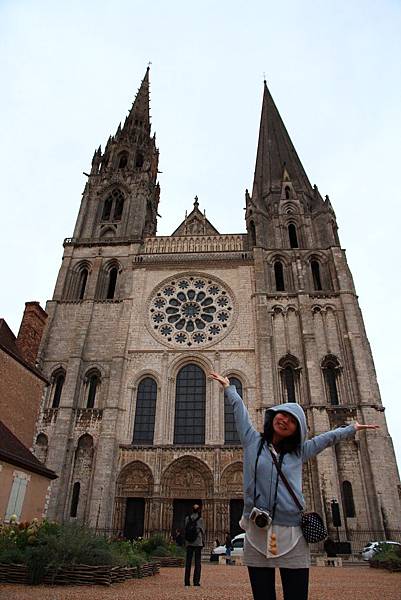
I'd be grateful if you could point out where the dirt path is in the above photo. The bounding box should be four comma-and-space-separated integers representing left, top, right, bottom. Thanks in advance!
0, 564, 399, 600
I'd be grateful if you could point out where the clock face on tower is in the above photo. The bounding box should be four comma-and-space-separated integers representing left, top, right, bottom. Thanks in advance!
147, 273, 236, 348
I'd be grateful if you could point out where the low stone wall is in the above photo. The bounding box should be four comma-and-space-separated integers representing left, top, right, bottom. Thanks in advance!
0, 562, 160, 586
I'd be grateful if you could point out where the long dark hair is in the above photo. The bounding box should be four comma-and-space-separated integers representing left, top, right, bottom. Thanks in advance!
263, 410, 301, 454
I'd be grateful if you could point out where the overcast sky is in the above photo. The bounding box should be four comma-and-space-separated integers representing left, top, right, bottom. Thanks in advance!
1, 1, 401, 470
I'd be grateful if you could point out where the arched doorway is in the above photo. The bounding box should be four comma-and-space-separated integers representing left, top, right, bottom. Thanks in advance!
161, 456, 213, 540
115, 461, 154, 539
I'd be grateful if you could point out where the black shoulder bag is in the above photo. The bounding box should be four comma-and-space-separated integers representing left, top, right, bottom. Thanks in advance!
269, 448, 327, 543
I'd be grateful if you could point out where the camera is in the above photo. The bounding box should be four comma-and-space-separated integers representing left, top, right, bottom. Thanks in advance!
249, 507, 272, 529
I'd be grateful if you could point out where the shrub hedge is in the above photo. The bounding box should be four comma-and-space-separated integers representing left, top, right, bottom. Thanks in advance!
370, 543, 401, 572
0, 518, 184, 584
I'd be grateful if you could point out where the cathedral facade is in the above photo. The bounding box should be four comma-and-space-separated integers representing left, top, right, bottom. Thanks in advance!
35, 68, 401, 548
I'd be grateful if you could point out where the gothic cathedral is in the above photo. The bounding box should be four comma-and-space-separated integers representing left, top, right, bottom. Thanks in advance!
35, 68, 401, 547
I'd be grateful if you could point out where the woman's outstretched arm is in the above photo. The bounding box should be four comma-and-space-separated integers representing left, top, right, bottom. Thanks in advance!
209, 371, 259, 447
302, 421, 379, 461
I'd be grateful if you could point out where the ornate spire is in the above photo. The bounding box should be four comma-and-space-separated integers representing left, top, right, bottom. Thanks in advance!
252, 81, 313, 201
122, 66, 150, 135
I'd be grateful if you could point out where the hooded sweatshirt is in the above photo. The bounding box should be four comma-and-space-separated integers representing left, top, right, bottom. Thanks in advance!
225, 385, 356, 526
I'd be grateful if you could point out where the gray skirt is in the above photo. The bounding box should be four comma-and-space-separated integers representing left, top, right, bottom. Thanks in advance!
243, 533, 310, 568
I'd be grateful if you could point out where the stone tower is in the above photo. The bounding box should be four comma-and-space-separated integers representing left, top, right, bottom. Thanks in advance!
35, 70, 400, 549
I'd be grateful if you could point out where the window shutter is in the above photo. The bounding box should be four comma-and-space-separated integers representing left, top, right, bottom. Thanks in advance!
5, 476, 28, 520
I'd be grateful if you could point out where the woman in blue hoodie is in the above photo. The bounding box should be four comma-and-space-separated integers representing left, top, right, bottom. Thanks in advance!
210, 371, 378, 600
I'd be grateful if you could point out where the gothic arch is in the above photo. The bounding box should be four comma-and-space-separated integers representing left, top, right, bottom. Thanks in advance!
281, 201, 300, 215
305, 250, 327, 263
99, 181, 131, 200
271, 304, 285, 315
321, 353, 342, 370
169, 353, 213, 379
130, 370, 161, 389
116, 461, 154, 497
221, 369, 250, 389
161, 456, 213, 497
49, 366, 66, 408
279, 353, 300, 369
321, 354, 342, 405
220, 462, 243, 496
81, 366, 103, 409
95, 259, 122, 300
267, 253, 290, 267
64, 260, 93, 300
278, 354, 301, 404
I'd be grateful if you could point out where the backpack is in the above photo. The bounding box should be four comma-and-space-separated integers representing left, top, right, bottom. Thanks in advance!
185, 515, 200, 543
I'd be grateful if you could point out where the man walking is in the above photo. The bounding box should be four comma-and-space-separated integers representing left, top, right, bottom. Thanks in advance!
184, 503, 204, 586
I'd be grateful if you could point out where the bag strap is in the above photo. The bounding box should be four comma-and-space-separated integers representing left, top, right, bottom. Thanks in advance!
268, 447, 303, 512
253, 436, 265, 505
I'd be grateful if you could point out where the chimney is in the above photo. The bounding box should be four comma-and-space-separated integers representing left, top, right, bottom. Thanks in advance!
16, 302, 48, 367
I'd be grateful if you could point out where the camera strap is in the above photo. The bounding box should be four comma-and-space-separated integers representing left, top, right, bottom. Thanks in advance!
254, 436, 283, 518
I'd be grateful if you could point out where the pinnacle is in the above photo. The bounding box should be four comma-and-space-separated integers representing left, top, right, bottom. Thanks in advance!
122, 66, 151, 135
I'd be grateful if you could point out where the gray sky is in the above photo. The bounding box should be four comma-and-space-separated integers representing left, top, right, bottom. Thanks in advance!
1, 1, 401, 469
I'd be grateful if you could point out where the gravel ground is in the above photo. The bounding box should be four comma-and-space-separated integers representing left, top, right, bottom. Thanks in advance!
0, 565, 399, 600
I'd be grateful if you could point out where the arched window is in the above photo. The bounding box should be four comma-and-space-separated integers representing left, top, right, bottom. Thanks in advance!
279, 355, 300, 403
285, 186, 291, 199
225, 377, 241, 444
342, 480, 356, 517
102, 197, 112, 221
70, 482, 80, 518
249, 221, 256, 247
78, 268, 88, 300
174, 364, 205, 444
283, 366, 296, 403
274, 261, 285, 291
113, 196, 124, 221
86, 371, 100, 408
102, 189, 125, 223
311, 260, 322, 290
106, 267, 118, 299
322, 356, 340, 405
135, 152, 144, 168
118, 152, 128, 169
35, 433, 48, 464
288, 224, 299, 248
51, 370, 65, 408
133, 377, 157, 444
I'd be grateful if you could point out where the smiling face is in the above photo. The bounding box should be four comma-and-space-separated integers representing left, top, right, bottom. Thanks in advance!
272, 411, 299, 443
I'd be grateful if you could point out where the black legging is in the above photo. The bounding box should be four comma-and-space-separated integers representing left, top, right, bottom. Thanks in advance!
248, 566, 309, 600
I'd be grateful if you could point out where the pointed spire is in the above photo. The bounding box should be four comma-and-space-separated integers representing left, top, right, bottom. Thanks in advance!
123, 66, 151, 134
252, 81, 313, 200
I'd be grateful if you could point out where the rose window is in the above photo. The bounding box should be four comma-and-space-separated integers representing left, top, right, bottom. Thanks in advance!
148, 275, 235, 347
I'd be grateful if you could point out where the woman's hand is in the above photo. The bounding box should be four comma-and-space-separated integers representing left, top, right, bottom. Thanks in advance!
354, 422, 380, 431
209, 371, 230, 388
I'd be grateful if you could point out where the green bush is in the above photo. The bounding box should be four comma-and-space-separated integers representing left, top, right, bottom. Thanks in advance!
0, 520, 151, 583
135, 534, 166, 555
109, 539, 147, 567
152, 545, 169, 557
370, 543, 401, 571
0, 545, 25, 564
134, 534, 186, 557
